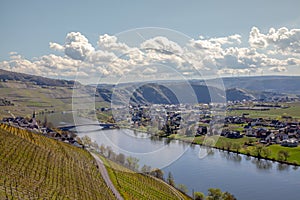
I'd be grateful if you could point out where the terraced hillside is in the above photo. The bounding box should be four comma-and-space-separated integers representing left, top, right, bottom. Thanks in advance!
101, 156, 191, 200
0, 124, 116, 199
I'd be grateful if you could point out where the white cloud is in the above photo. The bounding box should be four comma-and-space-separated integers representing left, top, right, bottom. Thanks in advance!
249, 27, 268, 48
97, 34, 130, 54
49, 42, 64, 51
0, 28, 300, 83
249, 26, 300, 55
64, 32, 95, 60
269, 66, 287, 72
141, 36, 183, 54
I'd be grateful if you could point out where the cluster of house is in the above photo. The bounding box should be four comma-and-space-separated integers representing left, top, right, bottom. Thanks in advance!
130, 105, 151, 127
224, 115, 300, 147
99, 102, 300, 147
1, 112, 83, 148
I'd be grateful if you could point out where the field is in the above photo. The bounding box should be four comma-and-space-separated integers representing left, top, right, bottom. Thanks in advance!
0, 81, 73, 118
267, 145, 300, 164
100, 156, 191, 200
227, 102, 300, 120
0, 124, 115, 199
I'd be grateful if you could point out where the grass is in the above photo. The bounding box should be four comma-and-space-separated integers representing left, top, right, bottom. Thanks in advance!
100, 156, 191, 200
171, 134, 300, 165
0, 81, 74, 118
0, 124, 116, 199
227, 102, 300, 120
267, 145, 300, 164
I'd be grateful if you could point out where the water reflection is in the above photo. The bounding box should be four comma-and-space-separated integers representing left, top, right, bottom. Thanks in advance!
277, 163, 290, 171
252, 158, 272, 170
220, 151, 242, 163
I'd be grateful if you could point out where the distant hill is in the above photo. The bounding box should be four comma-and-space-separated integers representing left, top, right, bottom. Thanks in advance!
97, 82, 227, 105
0, 69, 75, 87
222, 76, 300, 95
96, 79, 298, 104
0, 69, 299, 106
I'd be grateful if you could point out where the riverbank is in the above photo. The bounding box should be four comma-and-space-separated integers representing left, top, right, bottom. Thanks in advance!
37, 111, 300, 167
167, 134, 300, 166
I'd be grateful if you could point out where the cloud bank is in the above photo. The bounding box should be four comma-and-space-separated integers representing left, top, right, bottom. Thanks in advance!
1, 27, 299, 83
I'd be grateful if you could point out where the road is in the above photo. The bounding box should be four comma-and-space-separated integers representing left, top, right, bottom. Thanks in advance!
91, 153, 123, 200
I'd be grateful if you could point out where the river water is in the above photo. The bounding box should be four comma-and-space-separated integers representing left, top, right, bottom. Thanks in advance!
41, 113, 300, 200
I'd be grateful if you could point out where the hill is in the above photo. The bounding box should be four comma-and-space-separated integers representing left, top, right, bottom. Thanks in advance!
101, 155, 191, 200
1, 69, 299, 116
97, 80, 297, 105
0, 69, 105, 118
222, 76, 300, 95
0, 69, 75, 87
0, 124, 115, 199
0, 124, 192, 199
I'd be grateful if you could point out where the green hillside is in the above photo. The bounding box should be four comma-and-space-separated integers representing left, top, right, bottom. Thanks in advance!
101, 156, 191, 200
0, 124, 116, 199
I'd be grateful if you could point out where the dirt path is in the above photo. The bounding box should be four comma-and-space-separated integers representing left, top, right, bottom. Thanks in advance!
91, 153, 123, 200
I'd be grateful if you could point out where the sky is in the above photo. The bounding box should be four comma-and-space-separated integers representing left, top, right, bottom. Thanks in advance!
0, 0, 300, 83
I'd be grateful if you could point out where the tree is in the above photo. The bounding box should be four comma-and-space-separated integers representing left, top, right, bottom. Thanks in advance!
261, 147, 271, 158
81, 135, 92, 147
194, 191, 205, 200
253, 145, 264, 158
99, 144, 106, 155
206, 188, 236, 200
150, 168, 164, 180
90, 141, 99, 151
106, 146, 113, 158
232, 143, 241, 153
177, 184, 188, 194
222, 192, 236, 200
207, 188, 223, 200
43, 115, 48, 127
141, 164, 151, 174
109, 151, 117, 161
277, 150, 290, 161
116, 153, 125, 165
126, 156, 139, 171
224, 141, 232, 151
167, 172, 175, 187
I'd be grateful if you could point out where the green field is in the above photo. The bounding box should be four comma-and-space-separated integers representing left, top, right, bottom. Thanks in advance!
100, 156, 191, 200
0, 82, 73, 118
227, 102, 300, 120
267, 145, 300, 164
0, 124, 116, 199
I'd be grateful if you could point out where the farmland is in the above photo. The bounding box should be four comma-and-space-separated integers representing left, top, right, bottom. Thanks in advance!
0, 124, 116, 199
100, 156, 191, 200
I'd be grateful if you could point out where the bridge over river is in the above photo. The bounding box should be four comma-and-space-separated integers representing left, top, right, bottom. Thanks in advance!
57, 123, 118, 131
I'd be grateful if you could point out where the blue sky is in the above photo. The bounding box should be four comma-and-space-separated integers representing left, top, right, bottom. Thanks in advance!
0, 0, 300, 82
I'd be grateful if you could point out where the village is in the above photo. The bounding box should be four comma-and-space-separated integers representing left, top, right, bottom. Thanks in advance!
1, 111, 84, 148
127, 102, 300, 148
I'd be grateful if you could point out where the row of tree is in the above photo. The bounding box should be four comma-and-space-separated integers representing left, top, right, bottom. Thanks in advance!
81, 135, 236, 199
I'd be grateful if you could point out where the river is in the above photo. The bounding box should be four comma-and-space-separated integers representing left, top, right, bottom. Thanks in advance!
40, 113, 300, 199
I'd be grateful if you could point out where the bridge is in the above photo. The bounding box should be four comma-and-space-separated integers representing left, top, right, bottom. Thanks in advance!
57, 123, 118, 131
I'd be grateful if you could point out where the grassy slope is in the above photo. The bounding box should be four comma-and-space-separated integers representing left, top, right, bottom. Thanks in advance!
100, 156, 191, 200
0, 81, 73, 117
0, 124, 115, 200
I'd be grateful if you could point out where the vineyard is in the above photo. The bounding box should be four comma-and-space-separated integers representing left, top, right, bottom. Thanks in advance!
0, 124, 116, 199
101, 156, 191, 200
